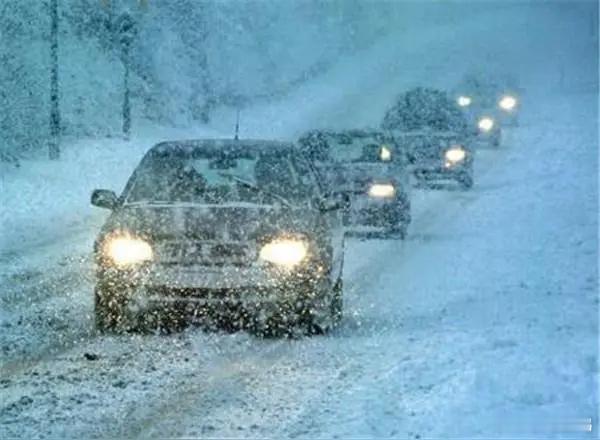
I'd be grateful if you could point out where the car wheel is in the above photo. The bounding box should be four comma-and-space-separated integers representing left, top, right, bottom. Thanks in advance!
341, 196, 352, 225
388, 222, 408, 239
251, 302, 297, 338
94, 286, 127, 333
296, 276, 339, 336
493, 131, 502, 147
95, 285, 146, 333
457, 172, 474, 190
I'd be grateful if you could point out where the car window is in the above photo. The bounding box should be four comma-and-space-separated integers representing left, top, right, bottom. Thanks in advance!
125, 150, 302, 204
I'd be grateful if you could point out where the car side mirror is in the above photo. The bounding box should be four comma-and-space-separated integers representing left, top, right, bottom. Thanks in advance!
91, 189, 119, 210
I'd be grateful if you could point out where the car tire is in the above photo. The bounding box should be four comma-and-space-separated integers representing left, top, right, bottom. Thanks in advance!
94, 286, 127, 333
493, 131, 502, 147
341, 195, 352, 226
388, 222, 408, 239
95, 286, 146, 333
384, 201, 409, 239
457, 172, 474, 190
390, 227, 406, 240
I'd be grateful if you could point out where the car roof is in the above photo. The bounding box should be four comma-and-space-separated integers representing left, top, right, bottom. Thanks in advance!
390, 129, 461, 138
149, 139, 297, 156
301, 128, 389, 139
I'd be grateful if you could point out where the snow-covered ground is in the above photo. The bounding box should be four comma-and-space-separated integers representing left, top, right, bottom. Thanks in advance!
1, 3, 597, 439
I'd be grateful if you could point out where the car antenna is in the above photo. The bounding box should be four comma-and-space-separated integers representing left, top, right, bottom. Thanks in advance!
234, 108, 240, 141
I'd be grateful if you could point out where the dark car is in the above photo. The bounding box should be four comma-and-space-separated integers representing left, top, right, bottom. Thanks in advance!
466, 108, 502, 148
382, 88, 475, 189
298, 129, 411, 238
391, 130, 474, 189
90, 139, 345, 335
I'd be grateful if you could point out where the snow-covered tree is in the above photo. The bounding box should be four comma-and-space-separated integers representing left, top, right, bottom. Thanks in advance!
1, 0, 404, 160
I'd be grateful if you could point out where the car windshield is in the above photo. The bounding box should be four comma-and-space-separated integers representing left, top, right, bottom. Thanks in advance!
125, 149, 297, 204
311, 135, 395, 165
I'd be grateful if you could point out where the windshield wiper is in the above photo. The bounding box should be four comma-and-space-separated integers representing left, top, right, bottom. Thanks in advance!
125, 200, 174, 206
217, 172, 292, 207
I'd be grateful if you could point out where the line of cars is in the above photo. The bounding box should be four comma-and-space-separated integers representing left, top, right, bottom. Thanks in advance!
90, 75, 520, 336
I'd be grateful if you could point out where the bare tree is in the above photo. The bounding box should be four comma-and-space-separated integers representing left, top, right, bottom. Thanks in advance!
49, 0, 60, 159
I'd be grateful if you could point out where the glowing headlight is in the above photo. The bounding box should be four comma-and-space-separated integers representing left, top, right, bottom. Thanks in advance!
478, 117, 494, 132
368, 183, 396, 198
457, 96, 472, 107
445, 146, 466, 163
499, 95, 517, 111
105, 236, 153, 266
259, 239, 308, 267
380, 145, 392, 161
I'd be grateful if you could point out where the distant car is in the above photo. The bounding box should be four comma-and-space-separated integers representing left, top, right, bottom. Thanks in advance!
392, 130, 474, 189
91, 139, 345, 336
454, 72, 520, 130
382, 87, 475, 189
299, 129, 411, 238
466, 109, 502, 148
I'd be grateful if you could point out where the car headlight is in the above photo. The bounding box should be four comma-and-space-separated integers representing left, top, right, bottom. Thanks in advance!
105, 236, 153, 266
380, 145, 392, 161
478, 117, 494, 132
445, 146, 466, 163
368, 183, 396, 198
457, 96, 472, 107
259, 239, 308, 268
499, 95, 517, 111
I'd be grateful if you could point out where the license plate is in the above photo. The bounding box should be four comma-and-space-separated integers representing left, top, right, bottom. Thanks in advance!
160, 242, 251, 265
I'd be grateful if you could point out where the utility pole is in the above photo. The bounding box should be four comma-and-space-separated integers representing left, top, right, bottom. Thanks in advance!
122, 35, 130, 140
116, 13, 136, 140
49, 0, 60, 159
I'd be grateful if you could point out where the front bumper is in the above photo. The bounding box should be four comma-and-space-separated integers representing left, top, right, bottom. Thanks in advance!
413, 160, 472, 181
344, 193, 409, 227
475, 128, 501, 144
96, 262, 326, 311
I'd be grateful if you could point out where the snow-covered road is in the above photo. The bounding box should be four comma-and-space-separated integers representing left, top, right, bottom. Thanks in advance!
1, 3, 597, 439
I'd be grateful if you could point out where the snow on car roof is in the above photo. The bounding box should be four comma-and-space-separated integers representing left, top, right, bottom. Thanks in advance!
301, 128, 390, 139
389, 129, 460, 138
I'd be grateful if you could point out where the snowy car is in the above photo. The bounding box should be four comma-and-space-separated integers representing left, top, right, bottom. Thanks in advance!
454, 72, 520, 131
298, 129, 411, 238
90, 139, 345, 335
382, 88, 475, 189
467, 109, 502, 148
392, 130, 474, 189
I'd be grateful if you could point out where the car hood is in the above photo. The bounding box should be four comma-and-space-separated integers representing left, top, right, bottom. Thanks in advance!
398, 134, 468, 162
318, 163, 398, 193
98, 202, 316, 243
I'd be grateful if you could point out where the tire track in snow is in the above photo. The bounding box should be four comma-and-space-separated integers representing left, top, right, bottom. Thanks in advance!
0, 256, 96, 377
119, 337, 295, 438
